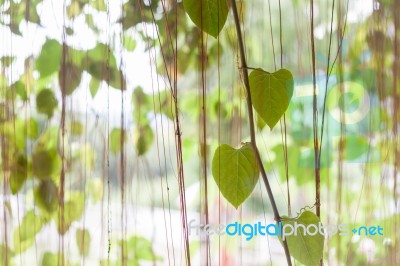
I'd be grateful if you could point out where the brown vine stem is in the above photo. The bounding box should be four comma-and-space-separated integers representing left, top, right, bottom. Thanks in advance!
230, 1, 292, 265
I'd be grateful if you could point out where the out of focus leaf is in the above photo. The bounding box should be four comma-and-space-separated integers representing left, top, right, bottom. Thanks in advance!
41, 252, 70, 266
56, 192, 85, 234
10, 153, 28, 194
76, 228, 90, 256
58, 62, 82, 95
32, 150, 54, 179
70, 121, 84, 136
124, 35, 137, 51
35, 39, 62, 78
134, 124, 153, 156
36, 89, 58, 118
86, 178, 103, 203
13, 210, 46, 253
90, 78, 100, 98
34, 179, 59, 213
110, 128, 126, 154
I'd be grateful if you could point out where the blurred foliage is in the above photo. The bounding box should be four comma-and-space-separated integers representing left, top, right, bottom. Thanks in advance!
0, 0, 398, 265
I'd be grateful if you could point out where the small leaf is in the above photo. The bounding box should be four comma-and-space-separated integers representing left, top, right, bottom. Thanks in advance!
58, 62, 82, 95
76, 228, 90, 257
34, 179, 59, 213
55, 192, 85, 234
70, 121, 84, 136
134, 124, 153, 156
249, 68, 294, 129
86, 178, 103, 203
124, 35, 137, 51
32, 150, 54, 179
10, 153, 28, 194
281, 211, 324, 266
211, 143, 259, 208
36, 39, 62, 78
90, 78, 100, 98
14, 210, 45, 253
36, 89, 58, 118
110, 128, 126, 154
183, 0, 229, 38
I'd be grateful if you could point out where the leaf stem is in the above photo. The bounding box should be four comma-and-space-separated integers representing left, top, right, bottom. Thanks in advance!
230, 1, 292, 265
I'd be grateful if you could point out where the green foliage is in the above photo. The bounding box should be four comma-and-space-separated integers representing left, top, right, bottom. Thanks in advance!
249, 68, 294, 129
211, 143, 259, 209
183, 0, 229, 38
36, 89, 58, 118
281, 211, 324, 266
76, 228, 91, 257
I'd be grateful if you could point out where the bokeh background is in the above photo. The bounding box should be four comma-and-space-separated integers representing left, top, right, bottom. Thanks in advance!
0, 0, 399, 265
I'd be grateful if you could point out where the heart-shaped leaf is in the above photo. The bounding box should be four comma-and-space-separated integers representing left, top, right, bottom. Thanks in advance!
211, 143, 259, 209
249, 68, 294, 129
281, 211, 324, 266
183, 0, 229, 38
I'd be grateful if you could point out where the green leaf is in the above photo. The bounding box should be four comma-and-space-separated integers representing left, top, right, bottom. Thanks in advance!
55, 192, 85, 234
76, 228, 90, 257
90, 78, 100, 98
132, 87, 151, 121
89, 0, 107, 11
124, 35, 137, 51
32, 150, 54, 179
281, 211, 324, 266
14, 210, 45, 253
70, 121, 84, 136
36, 89, 58, 118
249, 68, 294, 129
110, 128, 126, 154
134, 124, 154, 156
34, 179, 59, 213
155, 90, 176, 119
36, 39, 62, 78
183, 0, 229, 38
211, 143, 259, 209
10, 153, 28, 194
58, 62, 82, 95
86, 178, 103, 203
